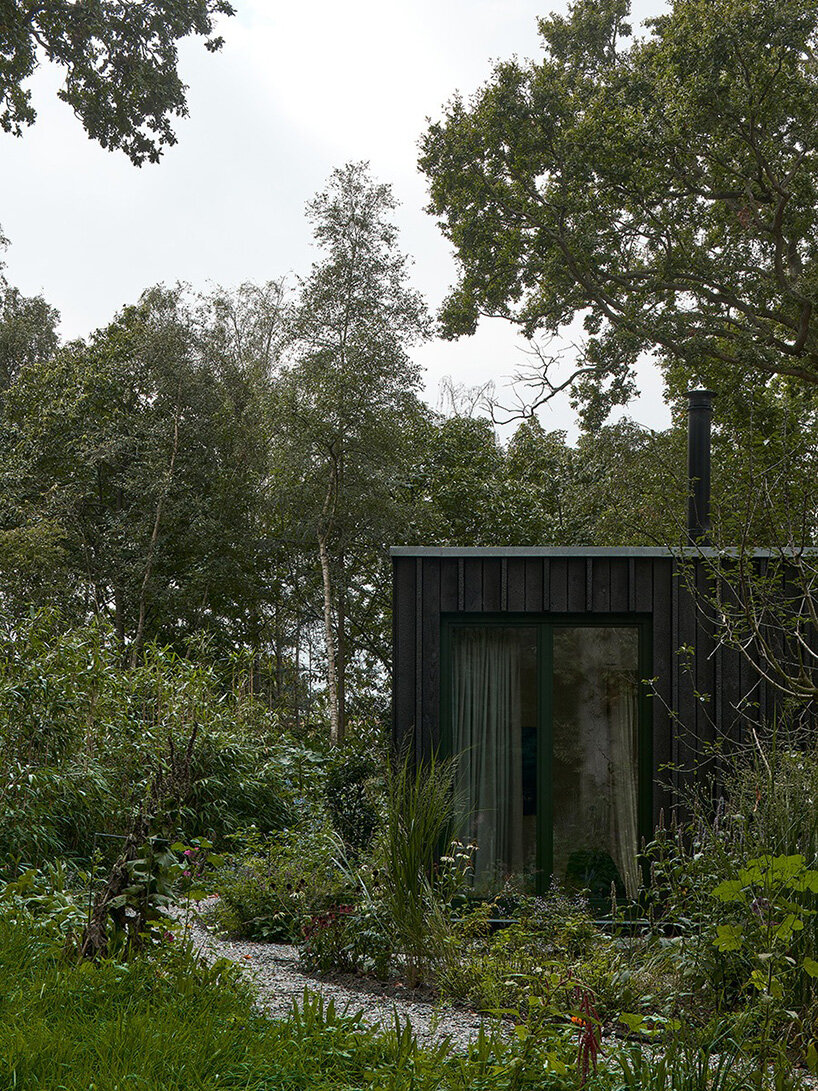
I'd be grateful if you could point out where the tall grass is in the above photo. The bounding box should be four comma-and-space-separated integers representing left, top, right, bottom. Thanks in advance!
379, 749, 457, 987
0, 915, 576, 1090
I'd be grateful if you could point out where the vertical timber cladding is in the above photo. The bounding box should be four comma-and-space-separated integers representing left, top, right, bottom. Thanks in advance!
391, 547, 762, 817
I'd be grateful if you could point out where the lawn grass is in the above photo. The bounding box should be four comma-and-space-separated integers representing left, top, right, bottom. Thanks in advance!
0, 916, 580, 1090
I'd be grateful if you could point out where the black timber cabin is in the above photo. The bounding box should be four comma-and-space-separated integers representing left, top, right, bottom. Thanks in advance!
391, 392, 780, 901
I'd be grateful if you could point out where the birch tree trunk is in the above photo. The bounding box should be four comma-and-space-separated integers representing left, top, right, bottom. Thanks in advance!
337, 547, 346, 741
129, 383, 181, 668
318, 452, 343, 745
318, 527, 341, 745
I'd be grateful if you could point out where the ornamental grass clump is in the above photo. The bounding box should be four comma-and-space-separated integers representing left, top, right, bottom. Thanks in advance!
379, 750, 458, 988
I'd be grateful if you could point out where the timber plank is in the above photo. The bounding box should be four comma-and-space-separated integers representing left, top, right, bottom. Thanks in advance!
507, 557, 526, 612
482, 558, 502, 612
421, 558, 441, 758
393, 557, 416, 749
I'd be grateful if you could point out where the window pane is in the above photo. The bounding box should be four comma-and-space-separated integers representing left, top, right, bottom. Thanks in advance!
451, 626, 538, 891
552, 627, 640, 900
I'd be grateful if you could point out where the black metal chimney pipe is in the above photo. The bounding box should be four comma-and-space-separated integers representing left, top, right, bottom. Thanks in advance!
686, 389, 715, 545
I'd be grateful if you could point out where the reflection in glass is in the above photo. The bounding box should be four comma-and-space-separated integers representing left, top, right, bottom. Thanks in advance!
552, 627, 640, 899
451, 627, 538, 890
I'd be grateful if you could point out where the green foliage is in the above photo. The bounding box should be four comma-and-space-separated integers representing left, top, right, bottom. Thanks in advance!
434, 887, 627, 1025
0, 860, 87, 933
0, 908, 583, 1090
185, 736, 292, 845
420, 0, 818, 425
641, 744, 818, 1066
0, 615, 295, 868
378, 751, 458, 987
278, 161, 430, 742
612, 1024, 759, 1091
1, 760, 127, 867
2, 286, 280, 657
0, 284, 59, 396
0, 0, 235, 164
708, 854, 818, 1019
324, 750, 381, 856
300, 900, 393, 981
211, 824, 351, 942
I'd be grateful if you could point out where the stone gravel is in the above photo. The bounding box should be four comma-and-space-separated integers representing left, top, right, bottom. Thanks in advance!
174, 901, 504, 1052
173, 903, 818, 1086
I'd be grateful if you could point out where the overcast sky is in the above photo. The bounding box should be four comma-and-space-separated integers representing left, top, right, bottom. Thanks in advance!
0, 0, 669, 440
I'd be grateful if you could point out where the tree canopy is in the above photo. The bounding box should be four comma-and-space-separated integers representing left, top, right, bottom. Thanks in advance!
280, 161, 430, 743
420, 0, 818, 425
0, 0, 234, 164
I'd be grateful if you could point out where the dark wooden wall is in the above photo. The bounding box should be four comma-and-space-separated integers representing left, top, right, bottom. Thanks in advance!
392, 551, 773, 824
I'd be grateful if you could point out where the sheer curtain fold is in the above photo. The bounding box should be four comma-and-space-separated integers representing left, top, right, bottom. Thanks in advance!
452, 629, 523, 886
607, 673, 640, 899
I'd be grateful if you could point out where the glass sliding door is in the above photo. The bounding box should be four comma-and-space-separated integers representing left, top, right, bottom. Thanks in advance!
551, 627, 640, 900
450, 626, 539, 891
446, 619, 645, 899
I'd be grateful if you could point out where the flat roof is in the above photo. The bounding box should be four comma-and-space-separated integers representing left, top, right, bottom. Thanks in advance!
390, 546, 812, 559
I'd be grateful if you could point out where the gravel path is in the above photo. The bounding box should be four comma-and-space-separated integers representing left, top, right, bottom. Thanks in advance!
173, 904, 818, 1087
175, 902, 503, 1052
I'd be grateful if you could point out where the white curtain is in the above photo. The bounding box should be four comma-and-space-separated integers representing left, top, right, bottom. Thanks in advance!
451, 629, 523, 887
607, 672, 640, 899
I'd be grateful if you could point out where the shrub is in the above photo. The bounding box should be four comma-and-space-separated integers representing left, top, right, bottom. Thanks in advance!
433, 885, 627, 1024
324, 751, 380, 856
182, 736, 292, 843
0, 614, 306, 870
641, 740, 818, 1056
300, 895, 393, 980
0, 761, 122, 867
211, 824, 351, 942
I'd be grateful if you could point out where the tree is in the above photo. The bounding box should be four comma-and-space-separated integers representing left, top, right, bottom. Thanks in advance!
420, 0, 818, 425
1, 0, 234, 164
410, 412, 505, 546
1, 285, 278, 657
279, 162, 429, 745
0, 284, 60, 396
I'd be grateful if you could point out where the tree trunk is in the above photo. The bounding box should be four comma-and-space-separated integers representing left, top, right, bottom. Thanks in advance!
113, 582, 126, 652
129, 384, 181, 668
294, 618, 301, 734
317, 448, 343, 745
337, 548, 346, 741
318, 527, 341, 745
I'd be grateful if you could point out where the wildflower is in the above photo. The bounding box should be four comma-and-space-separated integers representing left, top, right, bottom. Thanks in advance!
163, 931, 176, 942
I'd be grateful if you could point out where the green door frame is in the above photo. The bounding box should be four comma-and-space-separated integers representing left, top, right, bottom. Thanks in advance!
440, 613, 653, 895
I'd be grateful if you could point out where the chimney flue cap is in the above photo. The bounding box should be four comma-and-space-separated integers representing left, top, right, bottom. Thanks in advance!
686, 389, 716, 409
